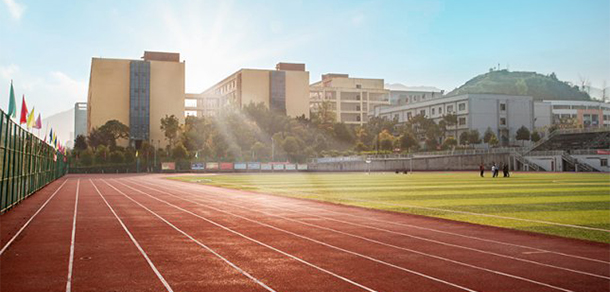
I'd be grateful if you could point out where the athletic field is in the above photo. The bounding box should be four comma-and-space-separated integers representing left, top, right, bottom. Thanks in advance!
172, 172, 610, 243
1, 174, 609, 291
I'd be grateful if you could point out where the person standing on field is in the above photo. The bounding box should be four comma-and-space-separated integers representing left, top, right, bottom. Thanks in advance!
492, 163, 497, 178
479, 163, 485, 177
503, 163, 510, 177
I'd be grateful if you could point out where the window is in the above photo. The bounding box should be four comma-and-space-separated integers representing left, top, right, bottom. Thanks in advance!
500, 103, 506, 111
356, 84, 362, 89
407, 112, 412, 120
439, 107, 443, 114
500, 118, 506, 126
601, 159, 608, 167
394, 114, 400, 120
420, 109, 426, 116
458, 103, 466, 111
356, 94, 361, 101
356, 115, 361, 122
458, 117, 466, 125
356, 105, 361, 111
447, 105, 454, 113
431, 108, 435, 115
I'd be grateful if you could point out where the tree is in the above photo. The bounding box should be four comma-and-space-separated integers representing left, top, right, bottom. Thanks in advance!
516, 126, 531, 145
172, 143, 188, 160
109, 151, 125, 164
99, 120, 129, 145
483, 128, 494, 144
378, 130, 395, 151
311, 101, 336, 133
443, 114, 458, 138
488, 135, 499, 147
441, 137, 457, 150
468, 130, 481, 145
250, 141, 268, 160
531, 131, 541, 143
282, 136, 303, 162
80, 147, 94, 166
459, 131, 470, 146
94, 145, 109, 165
160, 114, 180, 148
73, 135, 88, 152
399, 132, 418, 151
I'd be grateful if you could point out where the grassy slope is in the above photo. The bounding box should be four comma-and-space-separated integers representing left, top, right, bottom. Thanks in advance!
169, 172, 610, 243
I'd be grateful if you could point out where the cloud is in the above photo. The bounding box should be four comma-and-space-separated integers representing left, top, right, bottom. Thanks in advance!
2, 0, 26, 20
0, 65, 86, 118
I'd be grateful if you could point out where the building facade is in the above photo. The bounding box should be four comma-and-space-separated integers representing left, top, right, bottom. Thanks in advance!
372, 94, 535, 145
310, 74, 390, 125
201, 63, 310, 118
185, 93, 224, 118
74, 102, 87, 138
541, 100, 610, 128
86, 51, 185, 148
385, 83, 444, 106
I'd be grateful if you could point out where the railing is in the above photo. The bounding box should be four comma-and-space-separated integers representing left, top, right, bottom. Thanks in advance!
570, 149, 610, 155
524, 126, 610, 153
561, 152, 598, 172
511, 152, 544, 171
0, 109, 68, 213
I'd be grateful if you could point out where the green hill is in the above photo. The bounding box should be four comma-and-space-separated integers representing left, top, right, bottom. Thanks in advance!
447, 70, 591, 101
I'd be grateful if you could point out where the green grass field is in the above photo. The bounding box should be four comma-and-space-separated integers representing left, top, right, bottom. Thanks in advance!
169, 172, 610, 243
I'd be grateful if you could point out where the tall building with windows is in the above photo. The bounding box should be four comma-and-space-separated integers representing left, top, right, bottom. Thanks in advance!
201, 62, 310, 118
372, 94, 535, 145
86, 51, 185, 148
184, 93, 225, 117
310, 74, 390, 125
74, 102, 87, 138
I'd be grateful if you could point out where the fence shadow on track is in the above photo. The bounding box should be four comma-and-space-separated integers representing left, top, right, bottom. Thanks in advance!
0, 109, 68, 213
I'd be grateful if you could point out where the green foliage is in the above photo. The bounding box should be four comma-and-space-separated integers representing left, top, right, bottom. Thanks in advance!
516, 126, 531, 142
161, 114, 180, 147
80, 147, 94, 166
483, 127, 496, 144
87, 120, 129, 148
488, 135, 499, 147
109, 151, 125, 164
172, 143, 188, 160
94, 145, 109, 164
74, 135, 88, 151
468, 130, 481, 145
531, 131, 541, 142
447, 70, 591, 101
441, 137, 457, 150
378, 130, 395, 151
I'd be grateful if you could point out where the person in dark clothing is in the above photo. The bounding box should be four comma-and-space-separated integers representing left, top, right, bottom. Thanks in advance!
503, 163, 510, 177
492, 163, 498, 178
479, 163, 485, 177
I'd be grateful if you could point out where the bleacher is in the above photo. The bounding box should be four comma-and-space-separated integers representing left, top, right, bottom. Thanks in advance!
531, 128, 610, 152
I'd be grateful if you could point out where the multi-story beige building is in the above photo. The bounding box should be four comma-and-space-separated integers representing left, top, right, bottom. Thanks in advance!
185, 93, 224, 118
201, 63, 310, 118
310, 74, 390, 125
87, 51, 185, 148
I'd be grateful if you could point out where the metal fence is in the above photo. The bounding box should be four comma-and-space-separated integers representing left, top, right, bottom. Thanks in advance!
0, 109, 68, 213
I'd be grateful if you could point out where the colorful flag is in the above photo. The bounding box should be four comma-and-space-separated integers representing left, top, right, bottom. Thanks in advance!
19, 95, 28, 124
34, 114, 42, 129
48, 129, 53, 143
8, 81, 16, 118
27, 107, 35, 128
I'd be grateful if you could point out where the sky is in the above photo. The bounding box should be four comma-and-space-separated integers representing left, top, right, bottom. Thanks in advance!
1, 0, 609, 119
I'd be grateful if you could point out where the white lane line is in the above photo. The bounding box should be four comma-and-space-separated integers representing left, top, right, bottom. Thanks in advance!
89, 179, 174, 292
65, 179, 80, 292
149, 177, 610, 265
174, 178, 610, 233
138, 178, 610, 280
0, 179, 69, 256
115, 180, 478, 292
99, 180, 277, 292
126, 180, 580, 292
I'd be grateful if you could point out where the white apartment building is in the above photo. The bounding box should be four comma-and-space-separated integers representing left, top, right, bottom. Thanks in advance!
372, 94, 535, 145
310, 74, 390, 125
385, 83, 444, 106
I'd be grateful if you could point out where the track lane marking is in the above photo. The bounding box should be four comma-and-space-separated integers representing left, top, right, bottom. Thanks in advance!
89, 179, 174, 292
139, 178, 610, 280
126, 179, 581, 292
99, 179, 278, 292
65, 179, 80, 292
0, 179, 69, 256
114, 179, 479, 292
149, 177, 610, 265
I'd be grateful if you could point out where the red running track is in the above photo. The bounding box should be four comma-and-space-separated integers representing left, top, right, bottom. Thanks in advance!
1, 174, 608, 292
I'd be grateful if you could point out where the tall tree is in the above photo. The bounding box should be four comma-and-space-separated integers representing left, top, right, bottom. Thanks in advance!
516, 126, 531, 145
160, 114, 180, 148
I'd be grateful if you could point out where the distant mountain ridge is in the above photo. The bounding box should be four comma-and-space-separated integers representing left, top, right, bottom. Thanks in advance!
447, 70, 591, 101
